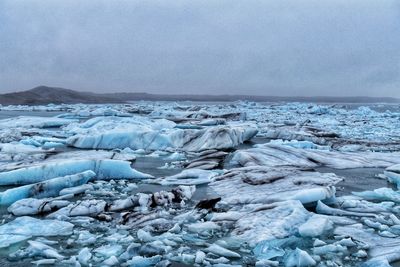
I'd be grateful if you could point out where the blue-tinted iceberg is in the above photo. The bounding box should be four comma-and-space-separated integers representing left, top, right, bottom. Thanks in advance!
0, 159, 152, 185
0, 170, 95, 205
66, 116, 257, 151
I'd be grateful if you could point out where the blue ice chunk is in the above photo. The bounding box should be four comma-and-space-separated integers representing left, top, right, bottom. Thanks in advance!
126, 255, 161, 267
353, 188, 400, 203
284, 248, 316, 267
384, 165, 400, 188
0, 159, 153, 186
0, 216, 74, 237
0, 170, 95, 206
253, 237, 306, 261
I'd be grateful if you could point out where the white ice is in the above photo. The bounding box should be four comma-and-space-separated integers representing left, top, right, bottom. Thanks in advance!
210, 166, 340, 205
231, 200, 310, 247
8, 198, 70, 216
230, 143, 400, 169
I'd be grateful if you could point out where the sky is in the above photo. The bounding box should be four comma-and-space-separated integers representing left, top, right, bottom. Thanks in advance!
0, 0, 399, 97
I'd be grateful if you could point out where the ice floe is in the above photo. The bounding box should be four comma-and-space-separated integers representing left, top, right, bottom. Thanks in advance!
229, 143, 400, 169
0, 170, 95, 205
234, 200, 310, 247
66, 116, 257, 151
8, 198, 71, 216
0, 159, 152, 185
210, 166, 341, 204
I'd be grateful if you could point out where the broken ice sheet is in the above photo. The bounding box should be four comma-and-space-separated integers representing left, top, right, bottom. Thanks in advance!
0, 101, 400, 266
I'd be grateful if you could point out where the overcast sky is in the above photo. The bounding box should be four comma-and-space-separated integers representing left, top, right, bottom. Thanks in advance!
0, 0, 399, 96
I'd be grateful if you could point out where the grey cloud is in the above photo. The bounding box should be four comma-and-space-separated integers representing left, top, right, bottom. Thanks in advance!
0, 0, 399, 96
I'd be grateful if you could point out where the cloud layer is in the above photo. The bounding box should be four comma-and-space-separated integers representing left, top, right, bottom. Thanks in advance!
1, 0, 399, 96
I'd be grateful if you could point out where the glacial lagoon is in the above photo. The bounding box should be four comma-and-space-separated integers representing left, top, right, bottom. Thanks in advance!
1, 102, 400, 266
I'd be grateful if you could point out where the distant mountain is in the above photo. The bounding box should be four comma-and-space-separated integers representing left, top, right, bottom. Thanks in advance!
0, 86, 399, 105
0, 86, 120, 105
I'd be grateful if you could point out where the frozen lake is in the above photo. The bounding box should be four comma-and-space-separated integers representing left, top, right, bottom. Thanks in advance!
0, 102, 400, 266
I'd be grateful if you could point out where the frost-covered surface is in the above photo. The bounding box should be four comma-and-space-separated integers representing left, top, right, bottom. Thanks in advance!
1, 102, 400, 266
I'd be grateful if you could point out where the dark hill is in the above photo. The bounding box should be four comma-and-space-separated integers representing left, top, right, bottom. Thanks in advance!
0, 86, 120, 105
0, 86, 399, 105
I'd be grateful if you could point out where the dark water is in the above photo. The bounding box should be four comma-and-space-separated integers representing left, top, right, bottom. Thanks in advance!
316, 167, 390, 196
133, 156, 182, 177
132, 155, 217, 201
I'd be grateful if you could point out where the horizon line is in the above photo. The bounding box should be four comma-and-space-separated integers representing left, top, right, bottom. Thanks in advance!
1, 85, 399, 100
